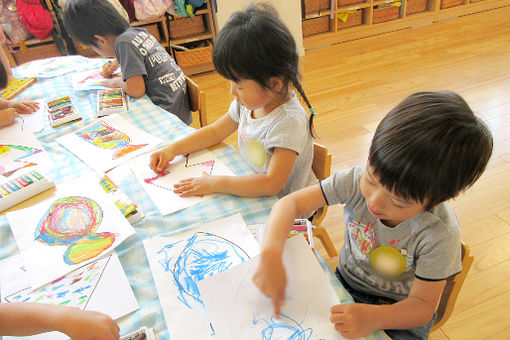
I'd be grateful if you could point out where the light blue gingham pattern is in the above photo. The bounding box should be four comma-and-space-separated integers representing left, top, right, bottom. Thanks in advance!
0, 57, 388, 340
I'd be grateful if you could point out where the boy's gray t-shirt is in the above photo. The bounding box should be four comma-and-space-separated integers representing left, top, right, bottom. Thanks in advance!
320, 166, 462, 301
228, 91, 317, 197
115, 27, 191, 125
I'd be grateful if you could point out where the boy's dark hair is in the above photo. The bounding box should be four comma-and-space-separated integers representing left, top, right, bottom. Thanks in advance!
62, 0, 129, 47
0, 62, 7, 89
213, 3, 316, 137
369, 91, 493, 210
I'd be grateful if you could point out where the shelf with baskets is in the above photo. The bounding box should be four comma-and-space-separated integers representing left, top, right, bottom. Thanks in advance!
167, 0, 217, 75
302, 0, 510, 49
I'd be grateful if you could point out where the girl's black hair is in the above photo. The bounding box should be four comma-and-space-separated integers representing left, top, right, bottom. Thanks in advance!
0, 62, 8, 89
369, 91, 493, 210
63, 0, 129, 47
213, 4, 316, 137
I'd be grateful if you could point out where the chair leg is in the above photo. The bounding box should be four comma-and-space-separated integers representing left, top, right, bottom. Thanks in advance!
314, 226, 338, 258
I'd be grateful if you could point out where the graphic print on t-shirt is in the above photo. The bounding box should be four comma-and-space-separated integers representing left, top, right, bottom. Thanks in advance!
346, 211, 377, 259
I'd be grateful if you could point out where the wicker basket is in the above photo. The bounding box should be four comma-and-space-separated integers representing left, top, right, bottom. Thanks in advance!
440, 0, 464, 8
302, 16, 330, 37
338, 10, 363, 30
406, 0, 427, 14
338, 0, 366, 8
12, 42, 62, 65
169, 15, 206, 39
372, 5, 400, 24
142, 23, 161, 42
304, 0, 331, 14
174, 42, 212, 69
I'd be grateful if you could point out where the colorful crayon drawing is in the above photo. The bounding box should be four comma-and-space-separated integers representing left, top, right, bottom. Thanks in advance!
5, 255, 110, 309
0, 144, 41, 177
252, 313, 314, 340
76, 121, 148, 160
157, 232, 251, 310
35, 196, 117, 265
77, 69, 120, 86
143, 154, 215, 190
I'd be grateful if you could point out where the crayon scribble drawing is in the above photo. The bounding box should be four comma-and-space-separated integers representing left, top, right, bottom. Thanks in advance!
0, 144, 41, 177
35, 196, 117, 265
144, 154, 215, 191
76, 121, 148, 160
5, 255, 110, 309
157, 232, 250, 310
252, 313, 313, 340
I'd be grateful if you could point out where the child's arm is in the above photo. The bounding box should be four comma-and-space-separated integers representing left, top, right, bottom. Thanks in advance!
151, 112, 239, 172
0, 98, 39, 113
252, 184, 327, 315
0, 108, 18, 126
101, 75, 145, 98
172, 146, 297, 197
330, 278, 445, 338
0, 303, 120, 340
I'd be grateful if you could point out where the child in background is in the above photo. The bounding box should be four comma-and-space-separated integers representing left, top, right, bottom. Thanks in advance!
151, 4, 317, 199
253, 91, 493, 339
62, 0, 191, 125
0, 303, 120, 339
0, 59, 39, 127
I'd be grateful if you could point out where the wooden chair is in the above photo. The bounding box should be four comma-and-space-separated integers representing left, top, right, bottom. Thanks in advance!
311, 143, 338, 258
431, 241, 474, 332
185, 76, 207, 128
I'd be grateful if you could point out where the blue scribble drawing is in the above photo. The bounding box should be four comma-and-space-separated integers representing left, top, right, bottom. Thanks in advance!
252, 312, 314, 340
157, 232, 250, 309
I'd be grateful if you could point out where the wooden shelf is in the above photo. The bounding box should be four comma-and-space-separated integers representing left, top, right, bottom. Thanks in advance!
303, 0, 510, 49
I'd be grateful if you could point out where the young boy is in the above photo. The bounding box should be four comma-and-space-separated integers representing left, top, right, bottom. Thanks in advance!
253, 91, 493, 339
62, 0, 191, 125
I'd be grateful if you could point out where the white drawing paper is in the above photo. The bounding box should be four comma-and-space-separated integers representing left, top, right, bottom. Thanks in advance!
0, 251, 139, 340
56, 114, 162, 173
71, 68, 122, 91
130, 149, 234, 215
0, 131, 53, 179
143, 213, 260, 340
6, 175, 136, 288
198, 235, 356, 340
0, 99, 46, 136
15, 56, 91, 78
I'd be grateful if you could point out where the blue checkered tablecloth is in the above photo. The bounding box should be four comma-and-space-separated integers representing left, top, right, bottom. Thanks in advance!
1, 57, 388, 340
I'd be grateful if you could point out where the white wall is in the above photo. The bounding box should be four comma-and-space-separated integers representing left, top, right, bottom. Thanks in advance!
215, 0, 305, 56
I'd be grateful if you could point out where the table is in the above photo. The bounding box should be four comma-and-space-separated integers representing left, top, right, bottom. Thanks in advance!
1, 56, 388, 340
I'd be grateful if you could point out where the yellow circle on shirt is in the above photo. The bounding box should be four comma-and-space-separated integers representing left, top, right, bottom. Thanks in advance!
370, 246, 406, 277
248, 141, 265, 167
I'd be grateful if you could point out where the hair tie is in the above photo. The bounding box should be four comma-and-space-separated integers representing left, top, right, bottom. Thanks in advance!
310, 107, 316, 117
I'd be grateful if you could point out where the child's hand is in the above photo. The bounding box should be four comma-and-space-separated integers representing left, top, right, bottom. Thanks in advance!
173, 172, 216, 196
150, 145, 177, 173
61, 308, 120, 340
330, 303, 378, 338
101, 60, 119, 78
252, 251, 287, 317
101, 77, 122, 89
8, 100, 39, 114
0, 108, 18, 127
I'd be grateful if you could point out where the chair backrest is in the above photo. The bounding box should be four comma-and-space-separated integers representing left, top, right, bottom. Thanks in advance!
311, 143, 332, 226
185, 75, 207, 128
430, 241, 474, 332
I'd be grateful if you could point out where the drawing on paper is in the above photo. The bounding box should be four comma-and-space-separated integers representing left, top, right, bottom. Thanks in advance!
143, 154, 215, 190
5, 255, 110, 309
76, 69, 120, 86
252, 313, 314, 340
157, 232, 250, 309
0, 144, 41, 176
76, 121, 148, 160
35, 196, 116, 265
